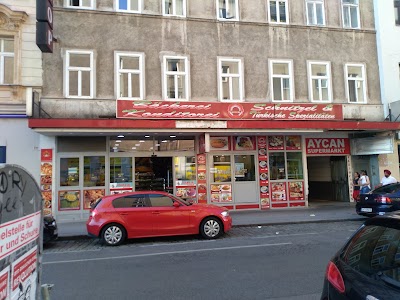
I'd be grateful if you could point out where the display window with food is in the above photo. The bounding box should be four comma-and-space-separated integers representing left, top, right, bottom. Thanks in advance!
84, 189, 105, 209
58, 191, 81, 210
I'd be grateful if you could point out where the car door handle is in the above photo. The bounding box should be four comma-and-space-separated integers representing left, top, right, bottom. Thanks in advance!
152, 211, 160, 214
119, 213, 129, 215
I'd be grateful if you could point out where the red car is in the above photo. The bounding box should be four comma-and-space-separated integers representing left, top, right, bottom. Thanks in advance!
86, 191, 232, 246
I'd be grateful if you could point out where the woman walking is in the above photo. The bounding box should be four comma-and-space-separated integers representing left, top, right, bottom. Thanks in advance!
352, 172, 361, 201
359, 170, 371, 194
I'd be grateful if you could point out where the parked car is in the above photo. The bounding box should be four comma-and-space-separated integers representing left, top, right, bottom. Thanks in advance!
86, 191, 232, 246
321, 212, 400, 300
43, 215, 58, 244
356, 183, 400, 217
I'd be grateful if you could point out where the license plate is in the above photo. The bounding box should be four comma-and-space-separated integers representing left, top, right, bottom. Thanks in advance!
54, 229, 58, 235
361, 208, 372, 212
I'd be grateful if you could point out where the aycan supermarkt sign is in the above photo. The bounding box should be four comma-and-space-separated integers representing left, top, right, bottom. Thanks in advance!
306, 138, 351, 155
116, 100, 343, 121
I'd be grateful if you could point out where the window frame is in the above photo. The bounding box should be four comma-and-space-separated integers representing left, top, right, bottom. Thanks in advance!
65, 0, 95, 10
217, 57, 244, 102
341, 0, 360, 29
114, 51, 145, 100
162, 55, 190, 101
163, 0, 186, 17
307, 61, 332, 103
345, 63, 367, 104
268, 0, 289, 24
306, 0, 325, 26
269, 59, 294, 102
64, 50, 95, 99
115, 0, 142, 13
0, 37, 15, 85
216, 0, 240, 21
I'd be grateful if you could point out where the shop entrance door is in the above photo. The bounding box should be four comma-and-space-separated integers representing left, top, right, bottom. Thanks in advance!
233, 155, 257, 204
331, 156, 349, 202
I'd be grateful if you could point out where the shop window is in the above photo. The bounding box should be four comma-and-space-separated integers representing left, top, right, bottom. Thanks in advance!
308, 61, 332, 102
268, 0, 288, 24
84, 156, 105, 187
110, 137, 194, 152
163, 56, 189, 100
269, 153, 286, 180
65, 50, 94, 98
287, 152, 304, 179
269, 60, 293, 102
110, 157, 133, 183
345, 63, 366, 103
0, 37, 14, 84
218, 58, 244, 101
60, 157, 80, 186
217, 0, 239, 21
234, 155, 255, 181
115, 52, 144, 99
306, 0, 325, 26
212, 155, 231, 183
66, 0, 95, 9
342, 0, 359, 29
163, 0, 186, 17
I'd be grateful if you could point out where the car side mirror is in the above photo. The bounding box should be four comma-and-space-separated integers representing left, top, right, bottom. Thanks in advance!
173, 202, 180, 208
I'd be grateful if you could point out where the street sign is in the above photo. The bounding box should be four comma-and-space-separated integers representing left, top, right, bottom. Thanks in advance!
0, 164, 42, 300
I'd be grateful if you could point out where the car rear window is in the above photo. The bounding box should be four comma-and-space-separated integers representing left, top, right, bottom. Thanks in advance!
373, 184, 400, 194
340, 222, 400, 285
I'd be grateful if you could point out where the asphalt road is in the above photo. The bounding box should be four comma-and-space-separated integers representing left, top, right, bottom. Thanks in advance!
41, 221, 364, 300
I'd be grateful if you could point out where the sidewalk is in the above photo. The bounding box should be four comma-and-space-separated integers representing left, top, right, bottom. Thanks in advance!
56, 201, 366, 240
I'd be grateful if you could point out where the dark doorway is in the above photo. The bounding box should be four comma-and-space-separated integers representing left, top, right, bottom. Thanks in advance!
135, 157, 173, 192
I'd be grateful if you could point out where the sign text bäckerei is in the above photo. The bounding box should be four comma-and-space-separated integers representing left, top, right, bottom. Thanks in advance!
116, 100, 343, 121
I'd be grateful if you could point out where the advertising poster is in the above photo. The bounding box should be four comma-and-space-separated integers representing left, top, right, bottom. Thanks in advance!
257, 136, 270, 210
40, 149, 53, 216
11, 246, 37, 300
268, 136, 284, 150
234, 136, 255, 151
209, 136, 230, 151
58, 190, 80, 210
285, 136, 301, 150
110, 182, 133, 195
210, 184, 232, 203
271, 182, 287, 202
83, 189, 105, 209
176, 180, 197, 203
197, 154, 207, 203
288, 181, 305, 201
0, 267, 10, 300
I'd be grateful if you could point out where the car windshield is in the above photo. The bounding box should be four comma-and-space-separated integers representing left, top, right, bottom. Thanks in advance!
372, 183, 400, 194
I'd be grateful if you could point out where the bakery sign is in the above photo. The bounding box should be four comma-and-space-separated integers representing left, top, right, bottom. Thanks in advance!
116, 100, 343, 121
306, 138, 351, 155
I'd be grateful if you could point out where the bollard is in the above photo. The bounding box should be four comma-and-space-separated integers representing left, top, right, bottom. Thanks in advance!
41, 284, 54, 300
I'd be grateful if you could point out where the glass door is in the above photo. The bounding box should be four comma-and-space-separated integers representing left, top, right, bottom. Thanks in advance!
233, 155, 258, 204
210, 154, 233, 204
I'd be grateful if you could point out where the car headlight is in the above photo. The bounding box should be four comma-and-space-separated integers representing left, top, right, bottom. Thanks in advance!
221, 211, 229, 217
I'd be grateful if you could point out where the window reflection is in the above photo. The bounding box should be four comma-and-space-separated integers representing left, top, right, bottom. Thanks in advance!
234, 155, 255, 181
60, 157, 79, 186
84, 156, 105, 187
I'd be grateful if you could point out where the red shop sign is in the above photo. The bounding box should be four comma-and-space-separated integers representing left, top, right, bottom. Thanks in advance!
116, 100, 343, 121
306, 138, 350, 155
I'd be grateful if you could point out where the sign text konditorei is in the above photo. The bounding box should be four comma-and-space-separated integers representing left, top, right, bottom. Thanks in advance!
116, 100, 343, 121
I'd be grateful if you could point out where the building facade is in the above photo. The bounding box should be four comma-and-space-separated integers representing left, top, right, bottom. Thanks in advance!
29, 0, 400, 222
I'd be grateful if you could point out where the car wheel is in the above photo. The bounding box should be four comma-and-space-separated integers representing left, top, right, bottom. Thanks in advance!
101, 224, 126, 246
200, 217, 223, 239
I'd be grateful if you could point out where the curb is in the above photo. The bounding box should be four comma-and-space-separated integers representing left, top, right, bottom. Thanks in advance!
55, 217, 366, 241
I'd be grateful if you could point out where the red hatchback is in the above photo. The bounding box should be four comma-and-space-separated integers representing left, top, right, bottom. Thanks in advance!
86, 191, 232, 246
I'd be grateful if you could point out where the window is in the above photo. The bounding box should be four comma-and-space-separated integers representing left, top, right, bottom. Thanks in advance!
395, 0, 400, 25
217, 0, 239, 20
0, 37, 14, 84
218, 58, 243, 101
65, 0, 95, 9
307, 61, 332, 102
113, 195, 148, 208
345, 64, 366, 103
60, 157, 80, 187
269, 0, 288, 24
65, 50, 94, 98
149, 194, 175, 207
163, 0, 186, 17
269, 60, 293, 102
163, 56, 189, 100
115, 52, 144, 99
342, 0, 359, 29
306, 0, 325, 26
84, 156, 105, 187
116, 0, 141, 13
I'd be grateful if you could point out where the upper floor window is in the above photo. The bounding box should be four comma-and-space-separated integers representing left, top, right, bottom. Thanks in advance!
269, 60, 294, 102
116, 0, 141, 13
163, 0, 186, 17
0, 37, 14, 84
395, 0, 400, 25
65, 50, 94, 98
269, 0, 288, 24
306, 0, 325, 26
345, 63, 366, 103
163, 56, 189, 100
342, 0, 359, 29
115, 52, 144, 99
217, 0, 239, 21
218, 58, 244, 102
65, 0, 95, 9
307, 61, 332, 102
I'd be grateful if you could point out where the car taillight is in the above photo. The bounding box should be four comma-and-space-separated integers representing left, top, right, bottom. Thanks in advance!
326, 261, 345, 293
376, 196, 392, 204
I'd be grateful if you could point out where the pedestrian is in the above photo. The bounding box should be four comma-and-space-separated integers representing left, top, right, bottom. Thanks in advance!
359, 170, 371, 194
377, 169, 397, 187
352, 172, 361, 201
